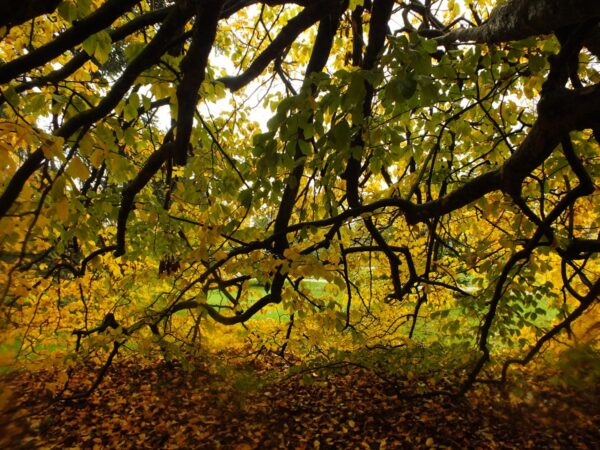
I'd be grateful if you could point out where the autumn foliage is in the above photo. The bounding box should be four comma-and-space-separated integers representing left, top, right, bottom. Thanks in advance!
0, 0, 599, 446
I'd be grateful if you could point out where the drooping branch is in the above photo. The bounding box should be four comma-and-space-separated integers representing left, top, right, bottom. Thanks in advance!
166, 292, 279, 326
216, 0, 340, 92
459, 131, 596, 395
115, 4, 223, 252
72, 312, 119, 352
500, 278, 600, 382
272, 5, 342, 253
195, 5, 343, 324
343, 0, 402, 300
173, 0, 224, 165
47, 245, 118, 278
262, 81, 598, 236
115, 143, 173, 256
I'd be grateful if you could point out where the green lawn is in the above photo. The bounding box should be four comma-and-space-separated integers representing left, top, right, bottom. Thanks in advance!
1, 279, 564, 371
206, 279, 335, 322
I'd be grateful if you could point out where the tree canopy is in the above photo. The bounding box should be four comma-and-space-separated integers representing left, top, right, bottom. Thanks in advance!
0, 0, 599, 398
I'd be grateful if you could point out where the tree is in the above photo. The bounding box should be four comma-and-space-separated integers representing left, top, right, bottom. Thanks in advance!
0, 0, 598, 396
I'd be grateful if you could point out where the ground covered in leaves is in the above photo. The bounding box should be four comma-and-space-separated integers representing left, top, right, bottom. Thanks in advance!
1, 355, 598, 449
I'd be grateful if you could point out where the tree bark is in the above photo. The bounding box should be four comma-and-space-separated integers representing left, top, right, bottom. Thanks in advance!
440, 0, 600, 44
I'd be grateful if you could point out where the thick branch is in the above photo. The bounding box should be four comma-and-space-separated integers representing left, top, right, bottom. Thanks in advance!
408, 83, 600, 224
0, 0, 140, 85
9, 7, 172, 97
0, 0, 61, 31
584, 25, 600, 57
170, 293, 278, 325
173, 0, 224, 165
439, 0, 600, 45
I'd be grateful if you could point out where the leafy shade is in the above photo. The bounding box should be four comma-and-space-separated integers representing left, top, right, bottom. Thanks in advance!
0, 0, 598, 396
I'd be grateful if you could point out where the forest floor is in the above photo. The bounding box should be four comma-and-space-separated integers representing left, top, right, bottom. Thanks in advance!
1, 354, 598, 449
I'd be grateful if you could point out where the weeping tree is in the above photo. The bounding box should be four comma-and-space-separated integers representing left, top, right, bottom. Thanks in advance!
0, 0, 599, 397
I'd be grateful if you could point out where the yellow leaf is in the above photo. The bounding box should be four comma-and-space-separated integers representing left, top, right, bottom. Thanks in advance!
45, 382, 58, 395
41, 136, 64, 159
67, 156, 90, 180
425, 437, 434, 447
233, 444, 253, 450
13, 285, 28, 296
90, 149, 105, 168
0, 141, 15, 169
56, 196, 69, 221
213, 250, 228, 260
79, 134, 95, 156
283, 247, 301, 261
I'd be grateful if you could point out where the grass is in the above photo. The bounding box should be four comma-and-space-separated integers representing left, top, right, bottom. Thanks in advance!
1, 279, 566, 371
206, 279, 333, 322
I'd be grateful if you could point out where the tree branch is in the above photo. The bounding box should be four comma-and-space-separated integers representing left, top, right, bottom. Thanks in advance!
0, 0, 140, 85
439, 0, 600, 45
